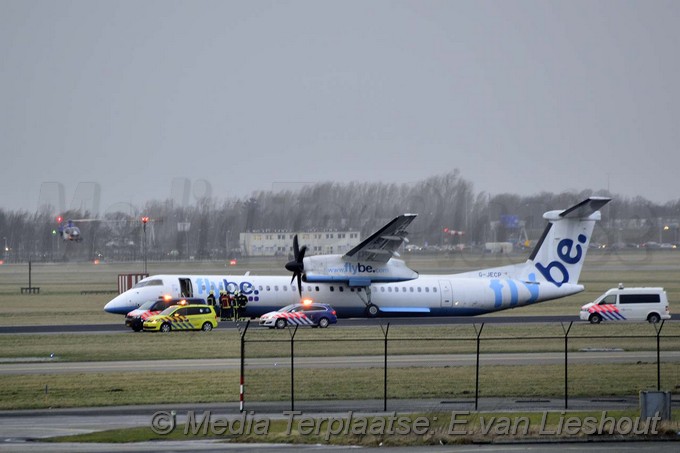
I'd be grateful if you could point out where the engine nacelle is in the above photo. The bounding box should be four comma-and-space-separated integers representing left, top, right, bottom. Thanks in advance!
302, 255, 418, 286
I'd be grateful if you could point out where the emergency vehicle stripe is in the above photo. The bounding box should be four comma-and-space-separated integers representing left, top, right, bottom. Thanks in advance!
589, 304, 626, 321
289, 313, 313, 325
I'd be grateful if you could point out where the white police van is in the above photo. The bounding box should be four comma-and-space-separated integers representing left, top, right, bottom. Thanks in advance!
580, 285, 671, 324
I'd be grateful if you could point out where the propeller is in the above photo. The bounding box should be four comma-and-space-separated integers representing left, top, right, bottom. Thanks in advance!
285, 234, 307, 296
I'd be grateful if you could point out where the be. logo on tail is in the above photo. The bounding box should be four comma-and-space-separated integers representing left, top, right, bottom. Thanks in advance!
535, 234, 587, 287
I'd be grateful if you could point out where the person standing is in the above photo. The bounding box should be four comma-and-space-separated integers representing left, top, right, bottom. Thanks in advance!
219, 290, 230, 321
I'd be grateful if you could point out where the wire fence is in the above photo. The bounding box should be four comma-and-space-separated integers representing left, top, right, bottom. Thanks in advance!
236, 320, 680, 413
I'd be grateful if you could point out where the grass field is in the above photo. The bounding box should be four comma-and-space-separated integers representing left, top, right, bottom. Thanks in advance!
0, 251, 679, 411
2, 362, 679, 410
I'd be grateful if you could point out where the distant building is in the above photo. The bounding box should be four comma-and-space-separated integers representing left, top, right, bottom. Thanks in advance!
239, 230, 361, 257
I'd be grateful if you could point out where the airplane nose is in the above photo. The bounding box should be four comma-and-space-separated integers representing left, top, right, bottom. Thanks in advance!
103, 298, 119, 314
104, 294, 131, 314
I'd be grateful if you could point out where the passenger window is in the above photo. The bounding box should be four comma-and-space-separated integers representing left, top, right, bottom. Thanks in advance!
330, 286, 334, 292
380, 287, 385, 292
339, 287, 344, 292
274, 286, 279, 291
425, 287, 429, 293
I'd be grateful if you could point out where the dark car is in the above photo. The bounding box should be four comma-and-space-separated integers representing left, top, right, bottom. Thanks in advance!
124, 297, 207, 331
259, 303, 338, 329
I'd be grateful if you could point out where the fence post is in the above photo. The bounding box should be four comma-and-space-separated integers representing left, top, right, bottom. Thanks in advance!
380, 323, 390, 411
474, 323, 484, 411
289, 325, 298, 411
654, 320, 665, 391
238, 320, 250, 412
561, 321, 573, 410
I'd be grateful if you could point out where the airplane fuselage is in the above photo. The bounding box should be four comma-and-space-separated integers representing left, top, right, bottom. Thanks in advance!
104, 273, 583, 317
104, 197, 609, 319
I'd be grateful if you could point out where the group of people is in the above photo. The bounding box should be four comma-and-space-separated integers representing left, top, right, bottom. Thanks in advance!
207, 290, 248, 321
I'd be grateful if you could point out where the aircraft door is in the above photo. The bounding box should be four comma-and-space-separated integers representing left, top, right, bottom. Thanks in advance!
439, 280, 453, 308
179, 278, 193, 297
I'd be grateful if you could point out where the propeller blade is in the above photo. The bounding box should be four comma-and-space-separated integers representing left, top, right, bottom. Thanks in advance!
285, 234, 307, 297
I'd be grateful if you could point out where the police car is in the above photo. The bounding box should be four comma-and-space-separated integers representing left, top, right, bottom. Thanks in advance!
143, 304, 218, 332
125, 297, 206, 331
259, 303, 337, 329
580, 286, 671, 324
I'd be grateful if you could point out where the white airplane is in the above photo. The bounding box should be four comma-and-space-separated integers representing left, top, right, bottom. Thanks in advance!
104, 197, 611, 318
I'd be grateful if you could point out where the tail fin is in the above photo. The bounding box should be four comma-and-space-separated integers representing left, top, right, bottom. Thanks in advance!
525, 197, 611, 286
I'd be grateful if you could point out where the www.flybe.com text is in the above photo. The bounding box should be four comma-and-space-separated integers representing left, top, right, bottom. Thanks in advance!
327, 262, 389, 274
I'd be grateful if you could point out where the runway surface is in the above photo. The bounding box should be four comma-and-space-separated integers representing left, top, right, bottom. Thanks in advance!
5, 315, 677, 334
3, 314, 680, 335
2, 350, 678, 375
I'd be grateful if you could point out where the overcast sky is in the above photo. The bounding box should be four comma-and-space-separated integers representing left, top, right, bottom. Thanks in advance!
1, 0, 679, 214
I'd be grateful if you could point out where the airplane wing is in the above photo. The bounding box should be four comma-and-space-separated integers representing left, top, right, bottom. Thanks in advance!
343, 214, 417, 263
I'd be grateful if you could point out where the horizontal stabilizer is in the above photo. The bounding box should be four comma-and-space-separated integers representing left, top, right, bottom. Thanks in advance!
558, 197, 611, 219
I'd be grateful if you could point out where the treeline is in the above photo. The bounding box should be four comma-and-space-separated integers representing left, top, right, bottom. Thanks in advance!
1, 171, 678, 262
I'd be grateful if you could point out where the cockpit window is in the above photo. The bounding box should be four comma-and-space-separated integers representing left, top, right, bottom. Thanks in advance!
132, 279, 163, 288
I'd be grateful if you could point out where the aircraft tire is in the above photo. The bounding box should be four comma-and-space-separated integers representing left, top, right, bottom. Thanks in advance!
318, 317, 329, 328
589, 313, 602, 324
160, 323, 172, 333
201, 322, 213, 331
366, 304, 379, 318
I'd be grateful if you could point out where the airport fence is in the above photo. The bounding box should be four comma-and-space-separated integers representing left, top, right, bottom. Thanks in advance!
236, 320, 680, 413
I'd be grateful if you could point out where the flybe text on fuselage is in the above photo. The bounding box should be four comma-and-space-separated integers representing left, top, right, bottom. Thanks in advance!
327, 262, 389, 275
194, 278, 260, 301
